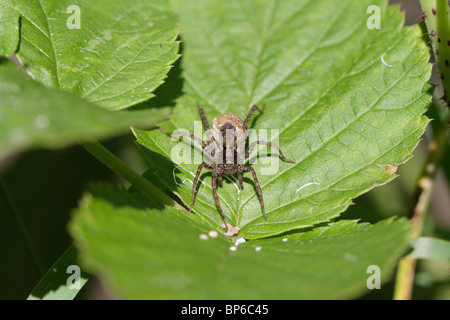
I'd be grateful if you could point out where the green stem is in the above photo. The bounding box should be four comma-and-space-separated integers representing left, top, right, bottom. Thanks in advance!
0, 173, 44, 278
393, 111, 450, 300
393, 257, 417, 300
81, 140, 174, 206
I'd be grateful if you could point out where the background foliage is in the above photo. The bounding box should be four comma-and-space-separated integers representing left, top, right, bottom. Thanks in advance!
0, 0, 449, 300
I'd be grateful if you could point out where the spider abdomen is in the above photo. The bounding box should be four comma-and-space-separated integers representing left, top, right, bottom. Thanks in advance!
212, 113, 245, 132
212, 113, 247, 154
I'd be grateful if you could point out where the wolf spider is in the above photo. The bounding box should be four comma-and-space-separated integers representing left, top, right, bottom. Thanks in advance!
161, 105, 294, 230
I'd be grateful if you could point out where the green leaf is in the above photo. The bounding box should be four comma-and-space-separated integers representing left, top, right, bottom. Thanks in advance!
135, 0, 432, 239
0, 59, 170, 158
7, 0, 179, 110
27, 244, 89, 300
0, 0, 19, 56
70, 184, 412, 299
408, 237, 450, 263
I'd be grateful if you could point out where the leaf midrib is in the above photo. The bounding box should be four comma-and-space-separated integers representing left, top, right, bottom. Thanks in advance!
248, 0, 352, 107
82, 39, 168, 99
36, 0, 60, 87
242, 0, 277, 106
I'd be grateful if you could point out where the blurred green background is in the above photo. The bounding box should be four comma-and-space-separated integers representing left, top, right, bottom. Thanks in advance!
0, 0, 449, 299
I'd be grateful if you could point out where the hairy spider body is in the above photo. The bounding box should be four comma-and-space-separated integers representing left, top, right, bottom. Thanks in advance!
161, 105, 294, 230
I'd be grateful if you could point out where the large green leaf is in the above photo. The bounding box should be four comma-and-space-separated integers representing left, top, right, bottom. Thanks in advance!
134, 0, 432, 239
5, 0, 179, 110
0, 60, 170, 158
0, 0, 179, 157
70, 184, 412, 299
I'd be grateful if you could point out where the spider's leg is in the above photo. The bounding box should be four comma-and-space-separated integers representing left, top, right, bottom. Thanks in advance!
243, 105, 263, 129
211, 170, 228, 229
237, 172, 243, 189
199, 108, 211, 132
245, 141, 294, 163
197, 108, 219, 160
242, 166, 267, 221
204, 141, 217, 162
199, 108, 215, 145
160, 128, 208, 150
218, 172, 223, 186
189, 163, 206, 213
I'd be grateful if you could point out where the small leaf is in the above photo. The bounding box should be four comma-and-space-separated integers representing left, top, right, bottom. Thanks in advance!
7, 0, 180, 110
135, 0, 432, 239
27, 244, 89, 300
0, 60, 170, 158
70, 184, 412, 299
408, 237, 450, 263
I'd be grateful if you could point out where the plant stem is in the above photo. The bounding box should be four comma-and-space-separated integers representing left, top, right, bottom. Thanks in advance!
0, 173, 44, 278
393, 112, 449, 300
81, 139, 174, 206
393, 257, 417, 300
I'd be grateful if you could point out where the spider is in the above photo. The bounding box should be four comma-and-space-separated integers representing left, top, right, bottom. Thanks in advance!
161, 105, 294, 230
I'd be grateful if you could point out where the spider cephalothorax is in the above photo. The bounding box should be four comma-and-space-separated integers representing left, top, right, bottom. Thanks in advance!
161, 105, 294, 230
